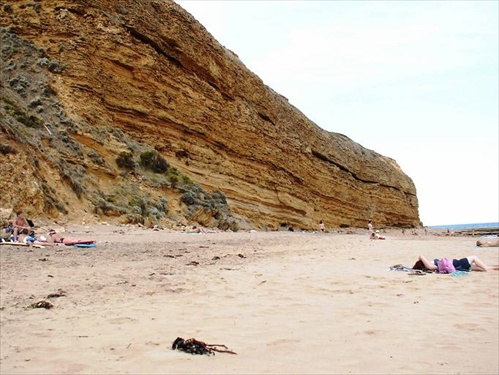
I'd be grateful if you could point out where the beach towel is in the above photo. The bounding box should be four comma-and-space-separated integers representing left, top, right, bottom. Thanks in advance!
390, 264, 433, 275
390, 264, 413, 272
62, 240, 96, 246
73, 243, 97, 248
0, 241, 45, 248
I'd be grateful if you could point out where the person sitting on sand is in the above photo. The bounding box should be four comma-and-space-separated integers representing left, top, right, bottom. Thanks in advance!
414, 255, 491, 272
368, 220, 374, 239
11, 211, 31, 242
47, 229, 96, 245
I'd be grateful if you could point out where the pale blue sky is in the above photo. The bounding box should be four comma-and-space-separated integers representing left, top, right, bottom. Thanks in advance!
176, 0, 499, 226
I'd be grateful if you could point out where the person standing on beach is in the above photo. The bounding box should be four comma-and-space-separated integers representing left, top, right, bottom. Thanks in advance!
319, 220, 325, 233
368, 220, 375, 239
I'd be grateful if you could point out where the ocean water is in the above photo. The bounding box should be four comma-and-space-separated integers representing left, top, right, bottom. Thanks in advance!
428, 222, 499, 230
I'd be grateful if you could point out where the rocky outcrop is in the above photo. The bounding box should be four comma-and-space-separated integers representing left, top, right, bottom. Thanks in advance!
0, 0, 421, 230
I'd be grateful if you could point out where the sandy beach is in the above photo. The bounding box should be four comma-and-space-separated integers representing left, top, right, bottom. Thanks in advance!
1, 226, 498, 374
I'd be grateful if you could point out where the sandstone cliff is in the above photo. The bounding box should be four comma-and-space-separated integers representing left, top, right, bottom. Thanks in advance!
0, 0, 421, 230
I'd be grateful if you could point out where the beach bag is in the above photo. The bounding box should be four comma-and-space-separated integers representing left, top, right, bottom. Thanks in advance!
438, 258, 456, 274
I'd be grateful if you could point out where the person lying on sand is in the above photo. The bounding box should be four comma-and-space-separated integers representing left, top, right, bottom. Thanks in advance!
476, 238, 499, 247
47, 229, 96, 246
414, 255, 495, 272
28, 234, 62, 247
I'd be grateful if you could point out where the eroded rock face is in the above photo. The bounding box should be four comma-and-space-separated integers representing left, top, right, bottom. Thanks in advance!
0, 0, 420, 229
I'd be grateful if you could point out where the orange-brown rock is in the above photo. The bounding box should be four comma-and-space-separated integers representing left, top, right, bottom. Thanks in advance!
0, 0, 421, 230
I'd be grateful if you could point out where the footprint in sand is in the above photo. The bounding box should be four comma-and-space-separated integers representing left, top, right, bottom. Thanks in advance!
453, 322, 486, 332
267, 338, 300, 346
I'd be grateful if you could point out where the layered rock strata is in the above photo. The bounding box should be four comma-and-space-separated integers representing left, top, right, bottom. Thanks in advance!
0, 0, 421, 229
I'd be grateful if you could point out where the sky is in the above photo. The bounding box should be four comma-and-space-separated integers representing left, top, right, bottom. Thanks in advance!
175, 0, 499, 226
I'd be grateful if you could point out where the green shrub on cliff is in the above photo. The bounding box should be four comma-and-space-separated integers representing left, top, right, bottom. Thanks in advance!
115, 151, 135, 170
139, 150, 169, 173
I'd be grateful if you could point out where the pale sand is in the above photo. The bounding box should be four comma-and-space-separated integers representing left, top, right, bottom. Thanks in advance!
1, 226, 498, 375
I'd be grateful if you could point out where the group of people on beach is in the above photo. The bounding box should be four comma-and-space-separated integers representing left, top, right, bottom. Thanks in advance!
2, 211, 95, 246
4, 211, 496, 271
368, 220, 386, 240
